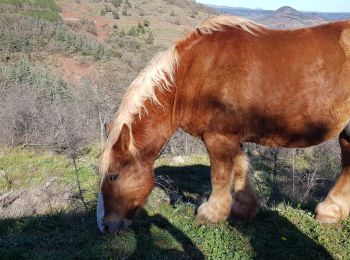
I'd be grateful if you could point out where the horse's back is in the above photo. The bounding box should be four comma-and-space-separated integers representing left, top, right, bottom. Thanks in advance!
176, 20, 350, 147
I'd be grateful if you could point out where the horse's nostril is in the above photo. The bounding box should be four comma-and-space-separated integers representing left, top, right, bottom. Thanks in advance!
104, 224, 109, 232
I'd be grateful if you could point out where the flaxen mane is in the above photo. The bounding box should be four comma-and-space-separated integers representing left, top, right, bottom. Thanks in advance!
100, 15, 264, 175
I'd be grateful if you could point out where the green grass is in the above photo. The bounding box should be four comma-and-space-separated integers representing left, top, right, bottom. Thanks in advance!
1, 148, 350, 259
0, 148, 100, 204
0, 0, 61, 22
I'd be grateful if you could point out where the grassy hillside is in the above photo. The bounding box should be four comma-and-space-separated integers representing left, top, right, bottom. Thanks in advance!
0, 148, 350, 259
0, 0, 216, 150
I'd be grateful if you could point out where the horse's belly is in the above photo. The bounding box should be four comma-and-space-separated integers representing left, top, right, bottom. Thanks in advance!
244, 116, 349, 148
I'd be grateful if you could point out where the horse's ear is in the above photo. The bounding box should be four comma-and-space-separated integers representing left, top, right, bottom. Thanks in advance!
112, 124, 130, 153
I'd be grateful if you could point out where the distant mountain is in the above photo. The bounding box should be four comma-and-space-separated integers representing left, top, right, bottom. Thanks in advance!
209, 4, 350, 29
259, 6, 327, 28
211, 5, 273, 20
320, 13, 350, 21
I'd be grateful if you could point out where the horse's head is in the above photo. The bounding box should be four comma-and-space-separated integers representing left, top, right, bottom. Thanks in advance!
97, 124, 154, 233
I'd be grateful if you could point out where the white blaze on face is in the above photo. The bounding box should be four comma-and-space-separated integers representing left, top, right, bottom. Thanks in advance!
97, 192, 105, 233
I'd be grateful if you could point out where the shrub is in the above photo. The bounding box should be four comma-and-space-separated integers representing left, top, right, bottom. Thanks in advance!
124, 0, 131, 8
104, 4, 112, 12
143, 20, 150, 27
119, 29, 126, 37
145, 31, 154, 45
127, 26, 137, 36
0, 58, 114, 149
80, 18, 97, 35
112, 11, 120, 19
112, 0, 122, 8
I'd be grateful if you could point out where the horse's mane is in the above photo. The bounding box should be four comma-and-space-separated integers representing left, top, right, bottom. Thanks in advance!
100, 47, 179, 174
197, 15, 263, 35
100, 15, 262, 175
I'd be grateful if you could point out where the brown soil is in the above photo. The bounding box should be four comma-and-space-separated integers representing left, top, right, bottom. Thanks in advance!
59, 57, 98, 85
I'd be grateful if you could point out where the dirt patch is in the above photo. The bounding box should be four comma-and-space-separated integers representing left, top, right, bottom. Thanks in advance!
92, 15, 115, 41
59, 57, 98, 85
0, 180, 81, 218
61, 11, 80, 21
61, 11, 114, 42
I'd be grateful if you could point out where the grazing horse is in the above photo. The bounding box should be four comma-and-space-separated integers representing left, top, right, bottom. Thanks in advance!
97, 15, 350, 233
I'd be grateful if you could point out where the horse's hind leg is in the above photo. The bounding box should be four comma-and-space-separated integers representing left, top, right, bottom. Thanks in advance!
316, 130, 350, 223
197, 133, 257, 223
231, 152, 258, 220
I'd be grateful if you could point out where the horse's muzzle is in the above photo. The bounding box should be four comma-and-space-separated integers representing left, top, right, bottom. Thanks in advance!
102, 219, 132, 234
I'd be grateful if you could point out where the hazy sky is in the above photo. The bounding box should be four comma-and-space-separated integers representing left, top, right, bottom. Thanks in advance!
197, 0, 350, 12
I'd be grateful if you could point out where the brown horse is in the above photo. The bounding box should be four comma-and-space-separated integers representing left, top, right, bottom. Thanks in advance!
97, 15, 350, 233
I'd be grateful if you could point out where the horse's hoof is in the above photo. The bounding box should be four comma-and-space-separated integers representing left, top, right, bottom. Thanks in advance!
196, 201, 229, 224
315, 214, 340, 224
315, 201, 343, 224
231, 201, 257, 220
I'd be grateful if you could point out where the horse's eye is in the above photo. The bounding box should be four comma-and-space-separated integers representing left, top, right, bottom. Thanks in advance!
109, 174, 119, 181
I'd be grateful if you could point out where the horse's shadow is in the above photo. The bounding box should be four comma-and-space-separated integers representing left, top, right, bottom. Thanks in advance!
129, 208, 204, 259
0, 208, 204, 259
155, 164, 332, 259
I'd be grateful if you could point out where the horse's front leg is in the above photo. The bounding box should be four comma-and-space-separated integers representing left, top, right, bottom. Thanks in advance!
197, 133, 257, 223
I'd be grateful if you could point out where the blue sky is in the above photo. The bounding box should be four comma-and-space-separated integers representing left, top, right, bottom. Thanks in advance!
197, 0, 350, 12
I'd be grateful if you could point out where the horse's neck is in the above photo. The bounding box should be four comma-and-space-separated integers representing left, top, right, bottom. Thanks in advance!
131, 88, 177, 162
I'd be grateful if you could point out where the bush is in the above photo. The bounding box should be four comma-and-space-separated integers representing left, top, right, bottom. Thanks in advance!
119, 29, 126, 37
127, 26, 137, 36
124, 0, 131, 8
104, 4, 112, 12
112, 0, 122, 8
0, 58, 113, 149
143, 20, 150, 27
145, 31, 154, 45
80, 18, 97, 35
112, 11, 120, 19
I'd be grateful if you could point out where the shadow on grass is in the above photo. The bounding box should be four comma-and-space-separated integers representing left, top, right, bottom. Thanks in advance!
0, 165, 333, 259
155, 164, 332, 259
0, 208, 204, 259
155, 164, 211, 204
230, 210, 332, 259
